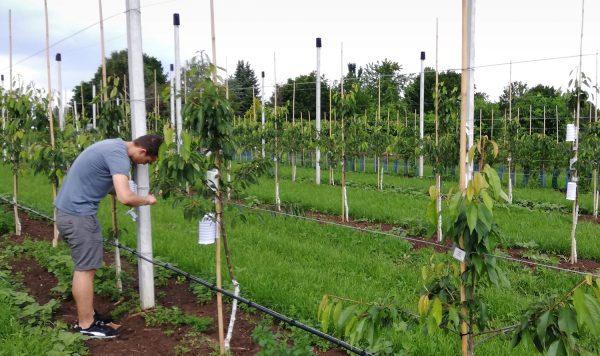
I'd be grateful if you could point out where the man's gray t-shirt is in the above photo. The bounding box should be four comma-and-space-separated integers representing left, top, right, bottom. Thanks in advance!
55, 138, 130, 215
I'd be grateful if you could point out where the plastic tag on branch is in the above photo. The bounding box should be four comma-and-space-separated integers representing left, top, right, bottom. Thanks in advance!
452, 247, 466, 262
198, 213, 217, 245
566, 182, 577, 201
566, 124, 577, 142
128, 180, 138, 194
125, 208, 138, 222
206, 169, 219, 192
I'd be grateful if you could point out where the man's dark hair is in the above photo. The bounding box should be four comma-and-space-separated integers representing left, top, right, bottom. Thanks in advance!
133, 134, 164, 157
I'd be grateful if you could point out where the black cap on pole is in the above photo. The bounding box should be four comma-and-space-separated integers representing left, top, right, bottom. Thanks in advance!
261, 71, 265, 78
55, 53, 61, 61
170, 64, 174, 71
173, 13, 180, 26
316, 37, 322, 48
420, 51, 425, 60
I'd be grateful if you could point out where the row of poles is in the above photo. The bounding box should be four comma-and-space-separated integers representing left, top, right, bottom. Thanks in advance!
2, 1, 593, 354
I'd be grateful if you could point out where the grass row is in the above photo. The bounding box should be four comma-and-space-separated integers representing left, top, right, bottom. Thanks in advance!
0, 164, 595, 354
243, 164, 600, 261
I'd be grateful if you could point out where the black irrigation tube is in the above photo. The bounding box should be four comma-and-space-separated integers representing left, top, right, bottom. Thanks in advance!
109, 239, 372, 356
0, 196, 372, 356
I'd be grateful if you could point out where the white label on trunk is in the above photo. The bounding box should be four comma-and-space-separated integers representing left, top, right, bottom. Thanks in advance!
452, 247, 466, 262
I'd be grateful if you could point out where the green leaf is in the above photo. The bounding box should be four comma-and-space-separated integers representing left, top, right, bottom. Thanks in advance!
427, 200, 438, 227
332, 302, 343, 328
547, 339, 567, 356
337, 304, 358, 329
467, 203, 478, 233
318, 295, 329, 320
573, 288, 599, 334
478, 203, 493, 231
418, 295, 430, 316
431, 298, 443, 326
345, 316, 358, 338
428, 185, 438, 200
536, 310, 551, 342
481, 190, 494, 211
483, 164, 502, 199
321, 303, 333, 332
448, 307, 460, 328
558, 308, 578, 334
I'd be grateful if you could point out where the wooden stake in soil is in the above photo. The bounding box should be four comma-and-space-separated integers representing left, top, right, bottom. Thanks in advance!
435, 18, 443, 242
8, 9, 21, 236
44, 0, 59, 247
208, 1, 225, 353
460, 0, 475, 354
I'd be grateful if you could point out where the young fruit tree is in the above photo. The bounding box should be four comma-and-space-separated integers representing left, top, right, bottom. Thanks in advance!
155, 62, 270, 353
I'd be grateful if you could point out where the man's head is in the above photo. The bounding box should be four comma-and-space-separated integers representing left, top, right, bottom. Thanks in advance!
130, 134, 164, 164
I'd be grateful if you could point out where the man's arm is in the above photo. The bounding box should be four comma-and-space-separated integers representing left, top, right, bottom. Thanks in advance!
112, 174, 157, 207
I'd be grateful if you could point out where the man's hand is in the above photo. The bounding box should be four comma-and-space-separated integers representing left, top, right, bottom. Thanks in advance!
146, 194, 157, 205
113, 174, 158, 207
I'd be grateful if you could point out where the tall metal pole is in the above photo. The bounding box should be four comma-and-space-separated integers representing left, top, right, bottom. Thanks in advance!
173, 13, 182, 152
169, 64, 175, 129
9, 10, 12, 93
1, 74, 4, 160
98, 0, 107, 102
466, 4, 476, 183
261, 71, 265, 158
419, 51, 425, 178
92, 84, 97, 128
595, 52, 598, 122
56, 53, 64, 131
315, 37, 322, 185
435, 18, 442, 242
126, 0, 155, 309
340, 42, 344, 95
569, 0, 585, 264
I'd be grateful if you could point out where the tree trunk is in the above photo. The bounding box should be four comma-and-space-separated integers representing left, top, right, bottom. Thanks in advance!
552, 168, 559, 189
275, 154, 281, 211
570, 198, 578, 264
378, 157, 384, 190
292, 152, 297, 182
214, 153, 225, 354
540, 165, 546, 188
593, 169, 598, 218
436, 174, 443, 242
112, 195, 122, 292
507, 157, 513, 204
13, 174, 21, 236
521, 167, 530, 187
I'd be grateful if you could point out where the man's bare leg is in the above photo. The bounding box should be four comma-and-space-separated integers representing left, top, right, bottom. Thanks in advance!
72, 270, 96, 329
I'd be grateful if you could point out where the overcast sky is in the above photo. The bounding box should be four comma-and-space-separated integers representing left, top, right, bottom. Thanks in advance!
0, 0, 598, 102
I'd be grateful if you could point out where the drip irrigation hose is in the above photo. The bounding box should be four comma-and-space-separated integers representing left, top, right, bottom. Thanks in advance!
3, 195, 599, 279
0, 196, 371, 355
231, 202, 600, 279
106, 238, 372, 356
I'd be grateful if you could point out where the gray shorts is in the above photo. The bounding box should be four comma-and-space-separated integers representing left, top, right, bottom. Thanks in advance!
57, 210, 104, 271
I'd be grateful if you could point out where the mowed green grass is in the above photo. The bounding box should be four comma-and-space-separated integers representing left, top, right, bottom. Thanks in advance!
244, 163, 600, 260
0, 163, 595, 354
